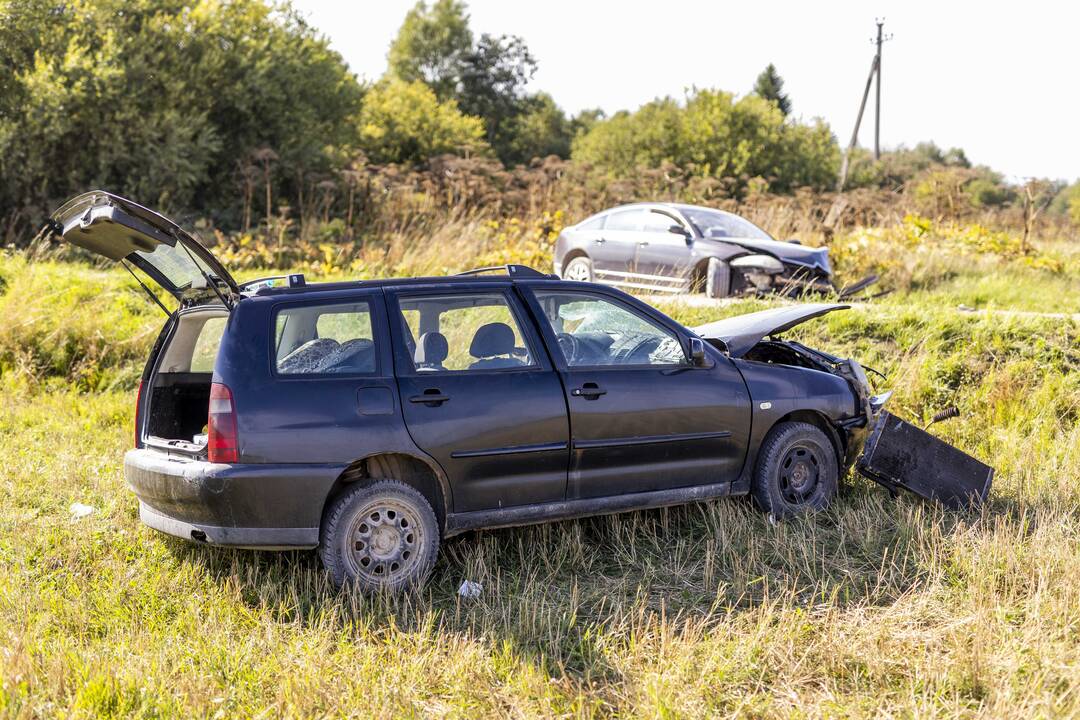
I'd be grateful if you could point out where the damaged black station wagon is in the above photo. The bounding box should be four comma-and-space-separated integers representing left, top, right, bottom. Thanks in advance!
46, 192, 992, 592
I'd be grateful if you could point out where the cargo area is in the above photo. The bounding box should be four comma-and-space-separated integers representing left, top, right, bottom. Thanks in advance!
143, 308, 229, 451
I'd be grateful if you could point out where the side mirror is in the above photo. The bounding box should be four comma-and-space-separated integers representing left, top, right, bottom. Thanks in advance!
688, 337, 707, 366
669, 224, 692, 244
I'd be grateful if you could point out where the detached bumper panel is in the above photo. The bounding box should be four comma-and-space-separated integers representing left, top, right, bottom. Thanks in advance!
857, 411, 993, 509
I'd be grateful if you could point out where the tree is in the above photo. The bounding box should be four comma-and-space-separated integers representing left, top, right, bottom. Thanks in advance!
752, 64, 791, 116
502, 93, 573, 165
571, 89, 839, 195
456, 33, 539, 162
0, 0, 363, 237
357, 80, 488, 164
387, 0, 472, 100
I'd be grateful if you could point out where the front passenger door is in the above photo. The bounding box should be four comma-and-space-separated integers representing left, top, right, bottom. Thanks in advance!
524, 288, 751, 499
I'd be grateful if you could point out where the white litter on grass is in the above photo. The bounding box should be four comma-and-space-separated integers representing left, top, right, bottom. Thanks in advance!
457, 580, 483, 598
69, 502, 95, 520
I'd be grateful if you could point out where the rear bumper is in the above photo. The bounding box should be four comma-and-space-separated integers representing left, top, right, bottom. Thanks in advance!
124, 448, 345, 549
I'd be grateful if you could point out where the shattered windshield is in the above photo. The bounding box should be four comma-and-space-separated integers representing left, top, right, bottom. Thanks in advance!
680, 208, 772, 241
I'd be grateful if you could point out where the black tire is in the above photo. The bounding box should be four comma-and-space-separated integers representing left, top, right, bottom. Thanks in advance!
319, 480, 440, 592
705, 257, 731, 298
562, 255, 593, 282
751, 421, 838, 519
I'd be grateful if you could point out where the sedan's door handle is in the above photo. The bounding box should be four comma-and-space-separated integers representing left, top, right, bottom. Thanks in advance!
594, 237, 606, 244
637, 240, 649, 246
409, 391, 450, 405
571, 383, 606, 399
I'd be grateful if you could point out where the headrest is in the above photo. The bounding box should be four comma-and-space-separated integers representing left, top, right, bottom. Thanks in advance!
414, 332, 448, 365
469, 322, 515, 358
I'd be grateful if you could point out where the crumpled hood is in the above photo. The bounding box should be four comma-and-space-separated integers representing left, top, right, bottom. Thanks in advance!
692, 303, 849, 357
717, 237, 832, 274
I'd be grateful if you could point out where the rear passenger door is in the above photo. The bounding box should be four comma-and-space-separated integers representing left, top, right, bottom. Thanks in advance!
590, 209, 642, 284
385, 287, 570, 513
245, 290, 402, 465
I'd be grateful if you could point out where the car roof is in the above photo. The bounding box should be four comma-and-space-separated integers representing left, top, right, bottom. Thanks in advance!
579, 202, 741, 223
247, 265, 561, 298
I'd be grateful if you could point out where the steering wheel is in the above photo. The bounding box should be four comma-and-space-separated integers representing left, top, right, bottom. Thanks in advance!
555, 333, 579, 364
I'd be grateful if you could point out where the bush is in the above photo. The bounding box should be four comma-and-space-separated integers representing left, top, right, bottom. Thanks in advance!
357, 80, 489, 164
571, 89, 840, 195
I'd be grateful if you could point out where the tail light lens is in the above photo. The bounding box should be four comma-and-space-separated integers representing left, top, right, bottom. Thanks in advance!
207, 382, 239, 463
134, 380, 145, 448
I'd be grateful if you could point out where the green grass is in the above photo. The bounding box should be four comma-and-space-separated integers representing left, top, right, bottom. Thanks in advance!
1, 237, 1079, 717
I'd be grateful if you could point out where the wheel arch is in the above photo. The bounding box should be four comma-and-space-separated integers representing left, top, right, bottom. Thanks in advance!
320, 452, 451, 533
561, 248, 590, 269
767, 409, 846, 467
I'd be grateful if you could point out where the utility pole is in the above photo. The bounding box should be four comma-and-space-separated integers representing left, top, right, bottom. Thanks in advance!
837, 19, 892, 190
874, 19, 885, 159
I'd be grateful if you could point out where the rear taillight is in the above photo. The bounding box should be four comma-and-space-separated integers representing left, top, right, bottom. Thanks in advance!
134, 381, 145, 448
207, 382, 239, 463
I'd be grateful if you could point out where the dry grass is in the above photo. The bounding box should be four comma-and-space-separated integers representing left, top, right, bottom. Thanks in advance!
1, 226, 1079, 718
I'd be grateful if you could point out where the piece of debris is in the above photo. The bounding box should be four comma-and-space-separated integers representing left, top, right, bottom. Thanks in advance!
69, 502, 95, 520
857, 411, 993, 509
457, 580, 483, 598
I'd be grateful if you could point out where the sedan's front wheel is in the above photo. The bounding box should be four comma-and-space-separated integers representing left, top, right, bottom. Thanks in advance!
320, 480, 440, 592
751, 421, 838, 519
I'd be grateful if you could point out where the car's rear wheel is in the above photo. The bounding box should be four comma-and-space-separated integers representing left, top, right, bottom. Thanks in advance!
751, 421, 838, 518
563, 256, 593, 282
320, 480, 439, 592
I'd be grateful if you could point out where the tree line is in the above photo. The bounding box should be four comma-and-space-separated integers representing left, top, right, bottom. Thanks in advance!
1, 0, 1075, 243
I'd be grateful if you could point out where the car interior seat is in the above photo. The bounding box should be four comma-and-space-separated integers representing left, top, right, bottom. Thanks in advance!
414, 332, 449, 371
468, 323, 522, 369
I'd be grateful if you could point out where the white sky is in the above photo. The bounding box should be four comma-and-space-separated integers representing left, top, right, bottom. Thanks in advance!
292, 0, 1077, 182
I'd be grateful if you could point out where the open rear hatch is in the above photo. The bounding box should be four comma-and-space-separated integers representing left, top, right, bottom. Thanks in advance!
48, 191, 239, 308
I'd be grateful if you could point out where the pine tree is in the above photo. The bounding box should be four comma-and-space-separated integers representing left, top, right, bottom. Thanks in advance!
753, 64, 792, 116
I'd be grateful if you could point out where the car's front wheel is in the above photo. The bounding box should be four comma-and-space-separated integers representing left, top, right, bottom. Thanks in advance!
562, 255, 593, 282
751, 421, 838, 518
320, 480, 440, 592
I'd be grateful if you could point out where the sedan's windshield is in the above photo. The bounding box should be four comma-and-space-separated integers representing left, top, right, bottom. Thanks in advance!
680, 208, 772, 241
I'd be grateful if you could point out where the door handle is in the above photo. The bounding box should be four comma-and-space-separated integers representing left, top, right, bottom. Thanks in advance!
409, 390, 450, 405
571, 383, 606, 399
594, 237, 606, 244
637, 240, 649, 246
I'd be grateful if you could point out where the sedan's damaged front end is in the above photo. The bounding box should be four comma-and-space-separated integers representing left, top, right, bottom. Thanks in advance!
695, 303, 993, 508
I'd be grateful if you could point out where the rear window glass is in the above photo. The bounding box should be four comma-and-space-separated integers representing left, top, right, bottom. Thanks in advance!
275, 301, 377, 375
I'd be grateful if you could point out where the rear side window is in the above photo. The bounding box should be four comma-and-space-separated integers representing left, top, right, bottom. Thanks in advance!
275, 301, 377, 375
577, 214, 605, 230
396, 292, 537, 372
604, 209, 642, 231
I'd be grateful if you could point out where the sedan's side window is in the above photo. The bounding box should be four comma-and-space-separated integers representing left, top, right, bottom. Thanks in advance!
396, 292, 537, 372
533, 291, 688, 367
604, 209, 643, 232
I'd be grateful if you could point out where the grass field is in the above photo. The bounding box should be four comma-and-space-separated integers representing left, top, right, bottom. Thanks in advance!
1, 229, 1079, 718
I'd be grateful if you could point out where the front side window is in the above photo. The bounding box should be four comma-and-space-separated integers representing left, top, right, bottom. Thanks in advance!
532, 291, 688, 367
275, 301, 377, 375
396, 292, 537, 372
642, 210, 681, 233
